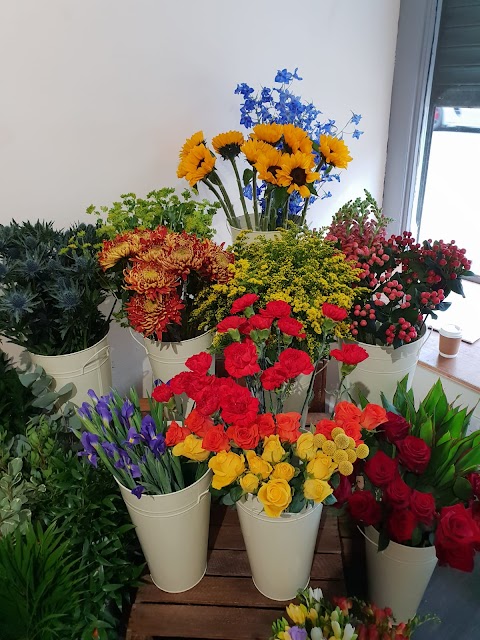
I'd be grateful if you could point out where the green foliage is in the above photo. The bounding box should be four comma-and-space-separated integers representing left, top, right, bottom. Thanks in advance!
0, 349, 41, 435
87, 187, 218, 239
0, 220, 113, 355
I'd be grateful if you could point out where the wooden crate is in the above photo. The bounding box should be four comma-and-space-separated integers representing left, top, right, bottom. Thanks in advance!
126, 506, 348, 640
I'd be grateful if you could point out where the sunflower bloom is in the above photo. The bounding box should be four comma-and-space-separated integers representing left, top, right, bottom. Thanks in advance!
179, 131, 205, 159
212, 131, 245, 159
124, 261, 179, 299
126, 293, 184, 340
241, 139, 273, 165
319, 135, 352, 169
255, 147, 285, 185
180, 144, 216, 187
282, 123, 313, 154
276, 152, 320, 198
251, 123, 283, 144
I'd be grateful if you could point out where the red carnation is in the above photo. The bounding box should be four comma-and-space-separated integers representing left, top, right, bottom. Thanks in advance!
275, 412, 302, 443
226, 423, 260, 450
388, 508, 417, 543
216, 315, 247, 333
218, 379, 260, 427
261, 364, 288, 390
330, 343, 369, 366
260, 300, 292, 318
185, 352, 212, 375
202, 424, 230, 453
165, 420, 191, 446
224, 340, 260, 378
347, 491, 381, 526
194, 384, 221, 416
278, 348, 314, 378
255, 413, 276, 437
364, 451, 397, 487
231, 293, 259, 314
380, 412, 411, 443
322, 303, 348, 322
410, 490, 436, 525
152, 383, 174, 403
277, 316, 306, 338
385, 474, 412, 509
396, 435, 431, 474
248, 314, 274, 331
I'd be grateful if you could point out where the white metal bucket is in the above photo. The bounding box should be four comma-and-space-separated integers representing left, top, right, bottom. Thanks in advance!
363, 526, 437, 622
266, 372, 312, 427
229, 215, 283, 245
237, 496, 323, 600
342, 328, 429, 405
28, 335, 112, 406
118, 469, 212, 593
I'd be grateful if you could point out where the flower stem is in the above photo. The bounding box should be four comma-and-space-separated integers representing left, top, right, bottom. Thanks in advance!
230, 158, 252, 229
252, 168, 260, 230
203, 178, 236, 227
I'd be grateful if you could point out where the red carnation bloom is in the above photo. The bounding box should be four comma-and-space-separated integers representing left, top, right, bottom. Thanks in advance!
322, 303, 348, 322
216, 316, 247, 333
278, 348, 314, 378
218, 379, 260, 427
330, 343, 369, 366
194, 383, 221, 416
152, 383, 174, 403
224, 340, 260, 378
277, 316, 306, 338
260, 300, 292, 318
364, 451, 397, 487
261, 364, 288, 390
185, 352, 212, 375
249, 314, 274, 330
231, 293, 259, 314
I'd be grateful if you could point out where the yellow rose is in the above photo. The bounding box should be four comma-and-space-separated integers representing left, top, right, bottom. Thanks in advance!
295, 432, 317, 461
307, 453, 338, 481
257, 478, 292, 517
246, 450, 272, 479
208, 451, 245, 489
271, 462, 295, 482
303, 478, 333, 503
172, 434, 209, 462
240, 473, 259, 493
261, 435, 285, 464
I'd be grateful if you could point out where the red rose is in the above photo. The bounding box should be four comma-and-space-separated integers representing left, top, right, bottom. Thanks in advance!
330, 343, 369, 366
315, 418, 337, 439
231, 293, 259, 314
380, 412, 411, 443
347, 491, 381, 526
165, 420, 191, 446
202, 424, 230, 452
218, 379, 260, 427
342, 420, 362, 445
184, 409, 214, 437
334, 401, 362, 424
275, 412, 302, 443
152, 384, 174, 403
185, 352, 212, 375
255, 413, 276, 437
360, 404, 387, 430
277, 316, 306, 338
224, 340, 260, 378
364, 451, 398, 487
388, 508, 417, 543
396, 436, 431, 474
278, 348, 314, 378
435, 504, 480, 571
260, 364, 288, 390
248, 314, 274, 330
216, 316, 247, 333
226, 423, 260, 449
467, 472, 480, 499
322, 303, 348, 322
260, 300, 292, 318
436, 540, 476, 572
385, 475, 412, 509
333, 473, 354, 507
410, 490, 436, 525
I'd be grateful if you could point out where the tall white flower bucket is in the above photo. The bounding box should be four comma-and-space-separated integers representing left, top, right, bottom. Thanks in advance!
229, 216, 283, 245
28, 335, 111, 406
236, 496, 323, 600
363, 526, 437, 622
118, 469, 212, 593
342, 328, 429, 405
267, 372, 312, 427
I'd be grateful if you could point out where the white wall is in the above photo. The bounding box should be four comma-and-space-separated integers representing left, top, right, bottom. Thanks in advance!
0, 0, 400, 393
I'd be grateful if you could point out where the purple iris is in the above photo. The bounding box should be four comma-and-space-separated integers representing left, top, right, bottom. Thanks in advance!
100, 392, 114, 404
141, 416, 166, 456
95, 401, 112, 425
87, 389, 99, 403
124, 426, 144, 447
101, 441, 118, 458
129, 463, 141, 479
121, 399, 135, 421
79, 432, 99, 467
289, 628, 307, 640
114, 448, 131, 470
78, 402, 92, 420
131, 485, 145, 499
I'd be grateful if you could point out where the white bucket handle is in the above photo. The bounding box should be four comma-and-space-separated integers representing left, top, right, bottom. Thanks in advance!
358, 526, 436, 565
129, 328, 149, 354
81, 345, 110, 373
127, 488, 210, 518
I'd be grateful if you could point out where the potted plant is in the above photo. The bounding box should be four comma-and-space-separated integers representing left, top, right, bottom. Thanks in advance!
177, 68, 360, 236
333, 377, 480, 621
326, 190, 474, 403
0, 220, 114, 404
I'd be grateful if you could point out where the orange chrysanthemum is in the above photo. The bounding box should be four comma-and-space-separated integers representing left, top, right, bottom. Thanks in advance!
161, 233, 204, 279
98, 230, 151, 270
276, 152, 320, 198
282, 123, 313, 154
251, 123, 283, 144
179, 144, 216, 187
319, 135, 352, 169
212, 131, 245, 159
126, 293, 184, 340
200, 240, 235, 282
241, 139, 273, 165
255, 147, 285, 185
124, 261, 179, 299
179, 131, 205, 159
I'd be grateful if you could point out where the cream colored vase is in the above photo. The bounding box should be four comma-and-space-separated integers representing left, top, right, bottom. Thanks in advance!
229, 215, 283, 245
28, 335, 112, 406
237, 496, 323, 600
364, 526, 437, 622
117, 469, 212, 593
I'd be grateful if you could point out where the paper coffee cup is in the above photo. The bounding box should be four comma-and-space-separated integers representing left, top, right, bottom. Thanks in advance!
439, 324, 462, 358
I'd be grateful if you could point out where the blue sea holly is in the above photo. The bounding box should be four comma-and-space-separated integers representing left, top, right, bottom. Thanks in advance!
0, 287, 38, 322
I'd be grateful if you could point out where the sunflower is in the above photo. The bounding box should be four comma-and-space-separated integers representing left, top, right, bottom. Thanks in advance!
179, 131, 205, 159
251, 123, 283, 144
241, 139, 273, 165
212, 131, 245, 160
179, 144, 216, 187
319, 135, 352, 169
126, 293, 184, 340
282, 123, 313, 154
255, 147, 285, 185
124, 261, 179, 299
276, 152, 320, 198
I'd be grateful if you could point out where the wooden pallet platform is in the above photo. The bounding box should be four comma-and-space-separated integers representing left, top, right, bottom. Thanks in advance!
126, 505, 353, 640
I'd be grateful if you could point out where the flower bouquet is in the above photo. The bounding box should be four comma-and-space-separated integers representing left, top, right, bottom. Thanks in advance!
177, 68, 359, 231
269, 587, 434, 640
